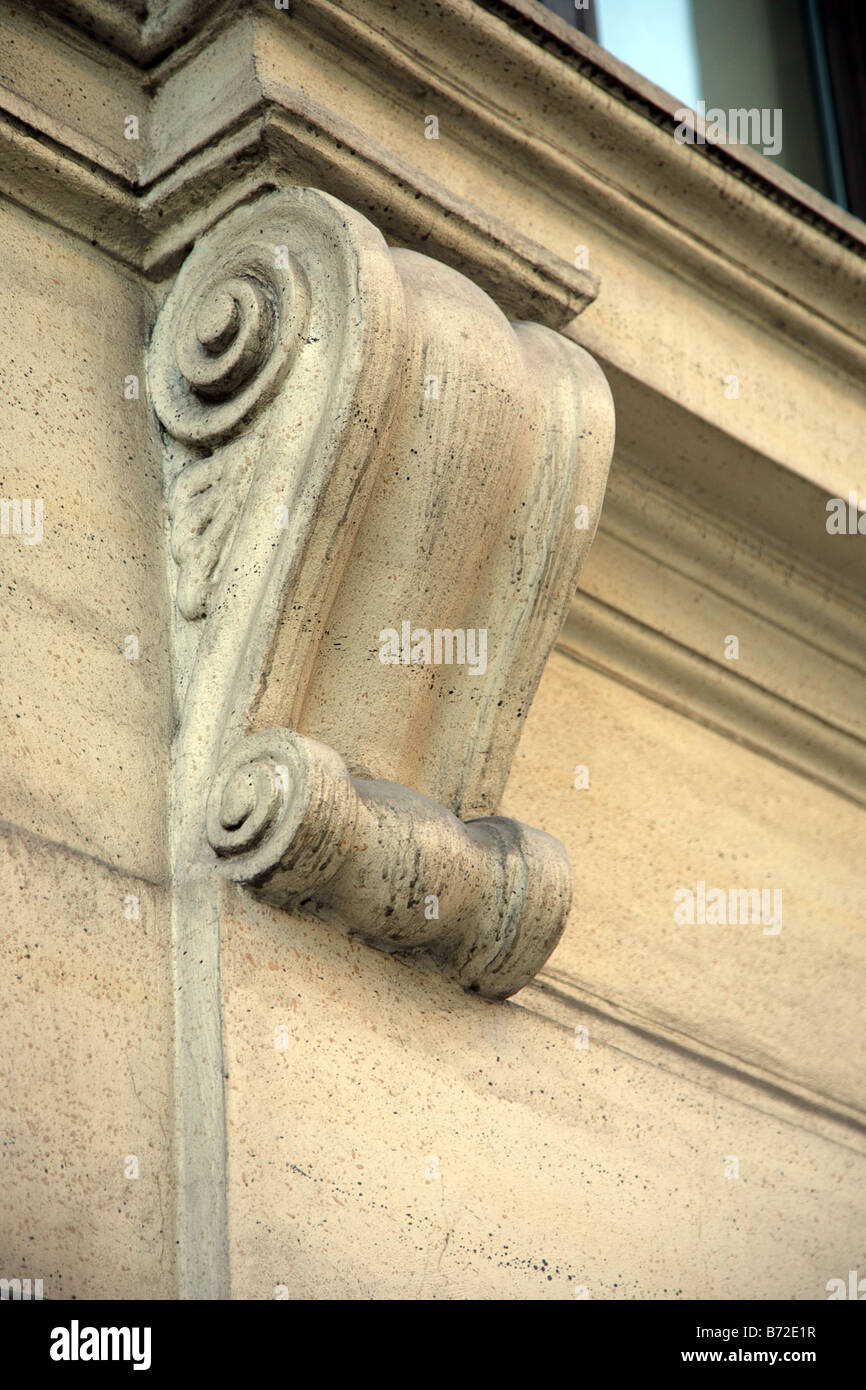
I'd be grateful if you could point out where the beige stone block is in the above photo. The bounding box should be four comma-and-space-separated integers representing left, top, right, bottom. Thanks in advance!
221, 891, 865, 1300
0, 824, 176, 1299
0, 199, 170, 880
502, 651, 866, 1116
581, 529, 866, 743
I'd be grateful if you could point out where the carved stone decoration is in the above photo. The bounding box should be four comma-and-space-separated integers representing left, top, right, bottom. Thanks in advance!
149, 186, 614, 1002
205, 729, 572, 1000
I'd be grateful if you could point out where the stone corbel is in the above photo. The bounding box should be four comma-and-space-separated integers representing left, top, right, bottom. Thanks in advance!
149, 187, 614, 1000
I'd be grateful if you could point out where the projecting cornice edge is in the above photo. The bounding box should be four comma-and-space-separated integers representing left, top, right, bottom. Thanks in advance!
12, 2, 866, 371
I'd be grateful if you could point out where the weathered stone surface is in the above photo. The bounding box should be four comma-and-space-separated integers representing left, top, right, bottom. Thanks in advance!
0, 824, 175, 1300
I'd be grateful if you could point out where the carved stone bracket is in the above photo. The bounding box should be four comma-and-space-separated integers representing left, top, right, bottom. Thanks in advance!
149, 186, 614, 1000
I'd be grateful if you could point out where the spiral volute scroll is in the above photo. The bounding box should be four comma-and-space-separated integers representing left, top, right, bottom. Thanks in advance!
205, 728, 573, 1001
205, 730, 358, 893
150, 229, 309, 446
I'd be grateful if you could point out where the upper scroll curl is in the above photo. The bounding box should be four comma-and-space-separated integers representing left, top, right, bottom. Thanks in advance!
150, 229, 309, 446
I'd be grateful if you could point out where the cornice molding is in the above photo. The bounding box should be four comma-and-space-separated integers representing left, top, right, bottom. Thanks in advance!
280, 0, 866, 374
17, 4, 866, 321
8, 2, 866, 382
562, 438, 866, 809
476, 0, 866, 249
527, 972, 866, 1135
43, 0, 215, 64
559, 594, 866, 814
32, 0, 866, 269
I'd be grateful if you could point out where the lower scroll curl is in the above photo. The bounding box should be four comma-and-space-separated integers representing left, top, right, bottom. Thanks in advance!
206, 729, 572, 1000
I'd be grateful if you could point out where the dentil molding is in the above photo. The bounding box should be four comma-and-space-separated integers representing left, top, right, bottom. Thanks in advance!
148, 185, 614, 999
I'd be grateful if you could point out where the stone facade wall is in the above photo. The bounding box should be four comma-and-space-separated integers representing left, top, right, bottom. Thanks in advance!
1, 0, 864, 1301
